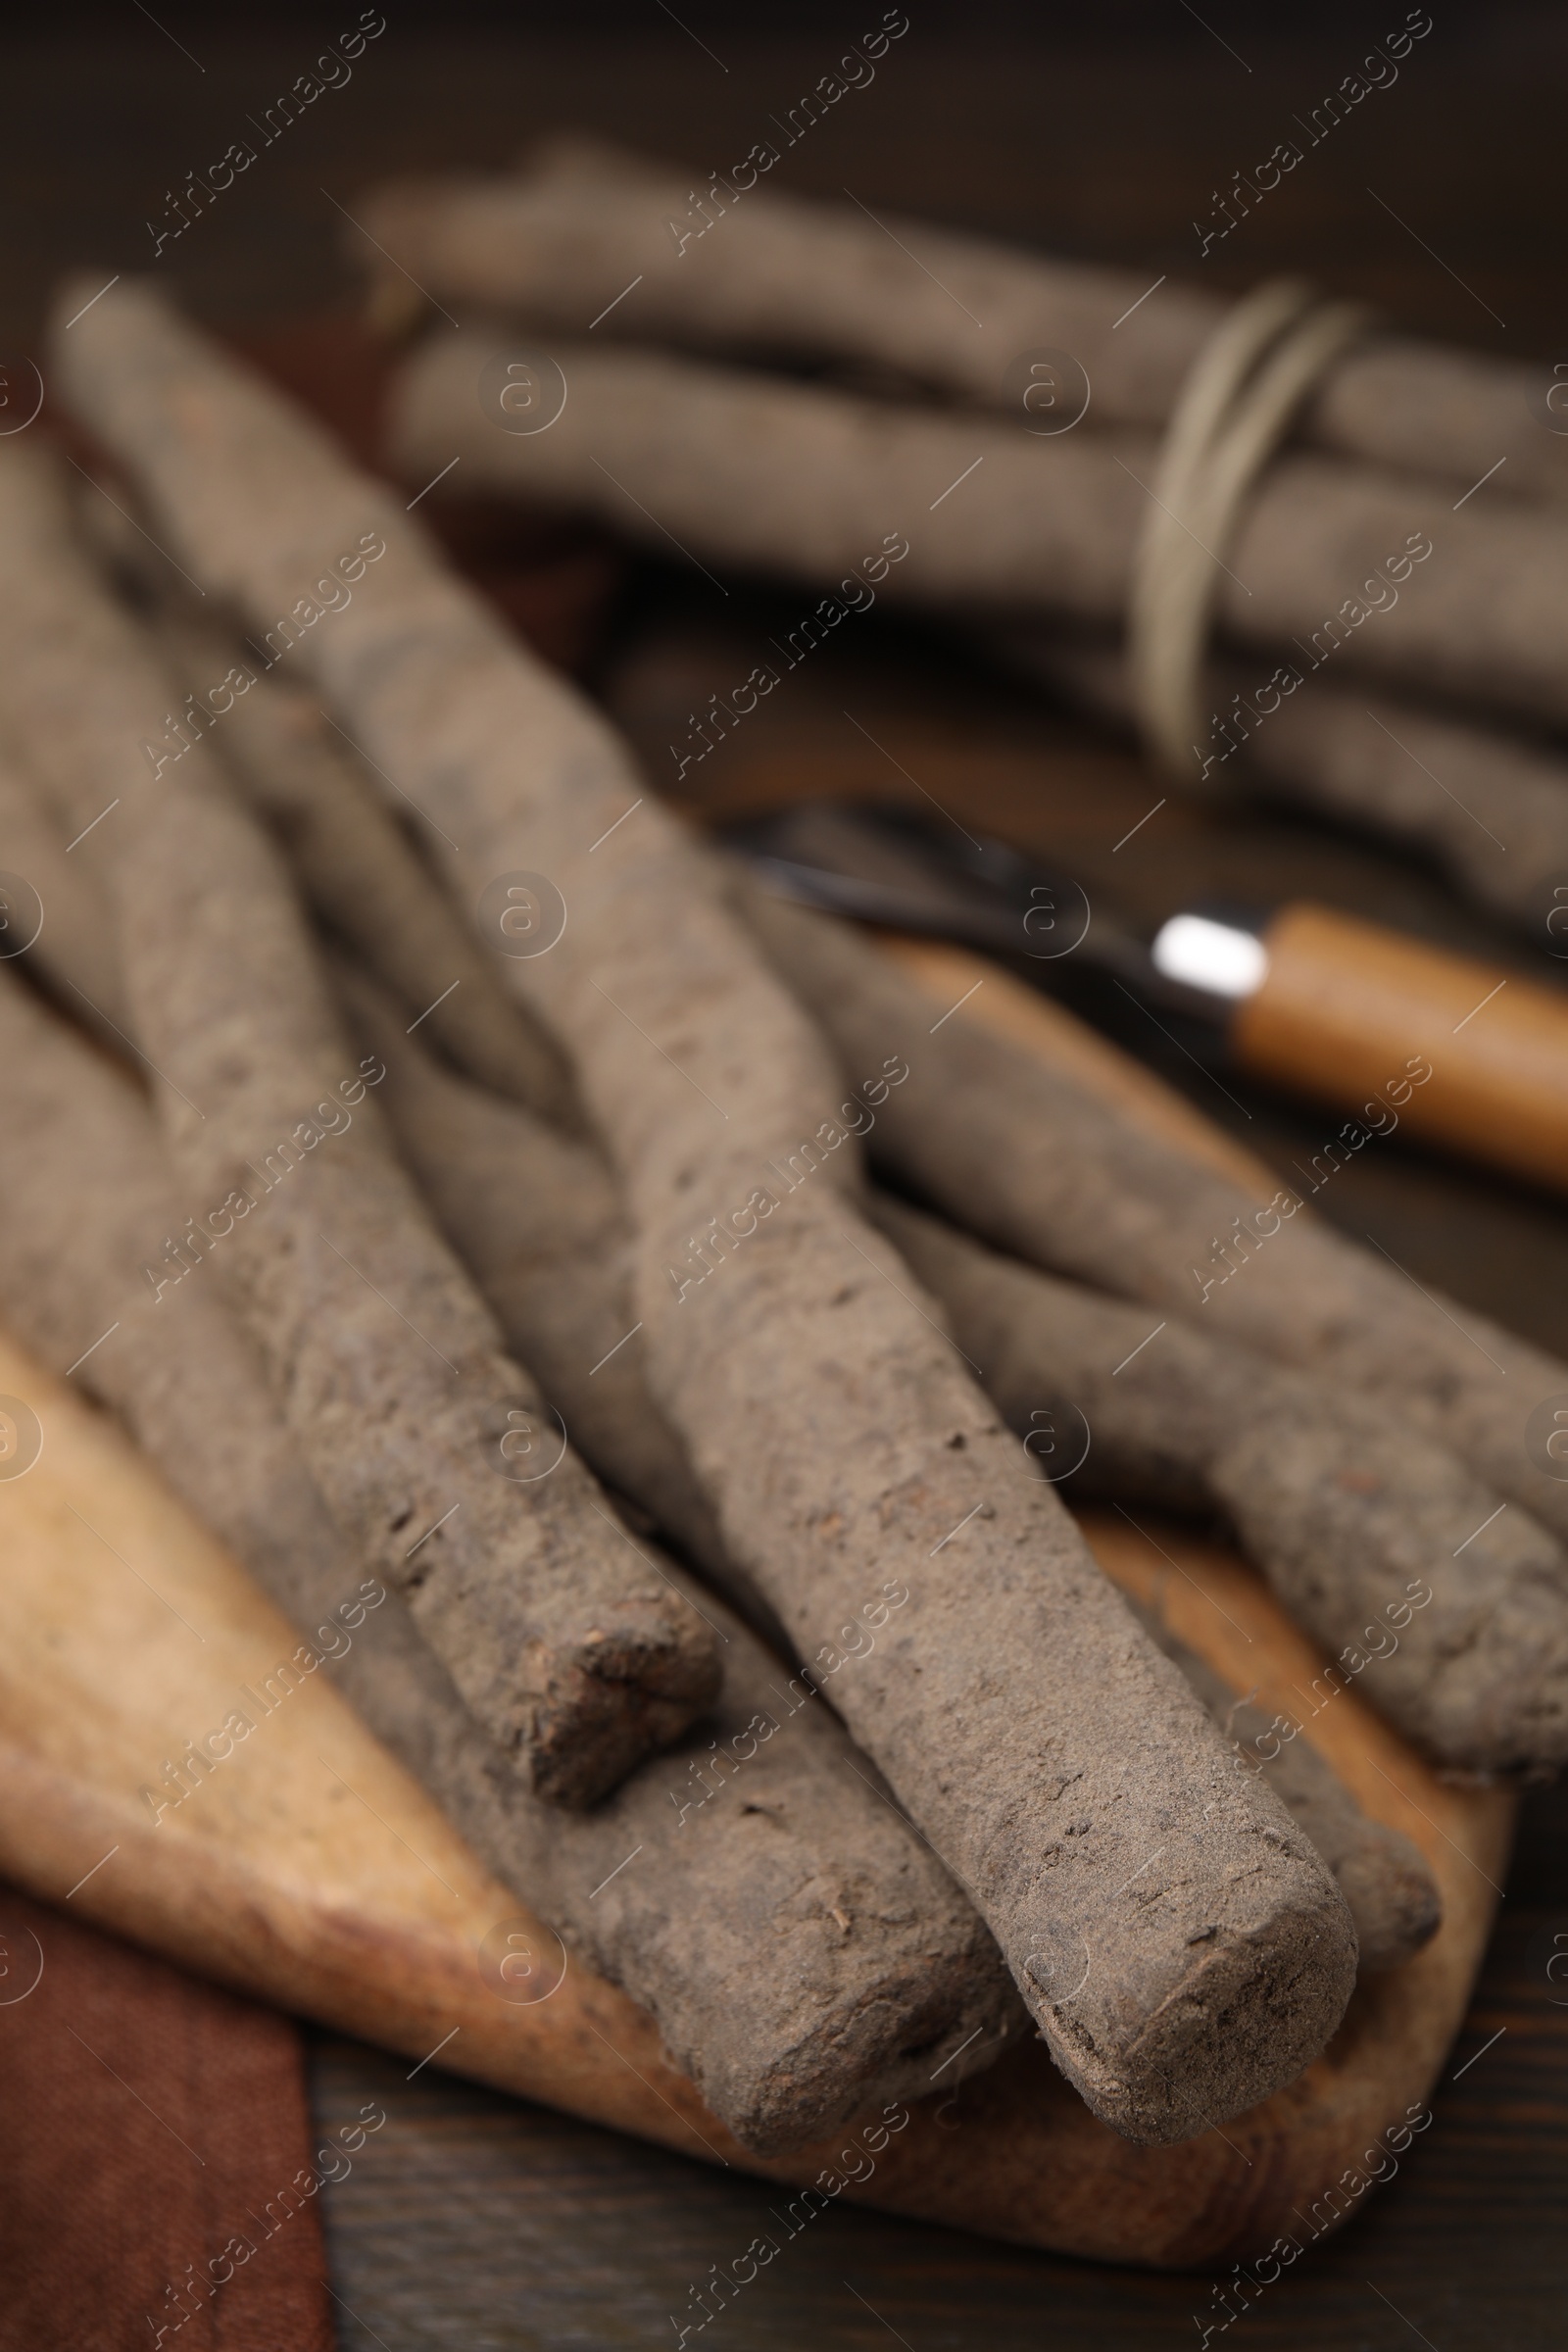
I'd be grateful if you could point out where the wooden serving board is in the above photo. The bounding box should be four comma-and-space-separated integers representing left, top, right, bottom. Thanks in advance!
0, 1306, 1510, 2272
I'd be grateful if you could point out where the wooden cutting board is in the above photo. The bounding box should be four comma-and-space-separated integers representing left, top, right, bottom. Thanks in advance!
0, 1297, 1510, 2273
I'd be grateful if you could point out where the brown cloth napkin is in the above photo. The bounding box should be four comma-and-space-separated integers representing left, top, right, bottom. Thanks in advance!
0, 1886, 335, 2351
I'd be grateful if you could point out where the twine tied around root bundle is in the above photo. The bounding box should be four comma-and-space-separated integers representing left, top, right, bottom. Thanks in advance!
1127, 277, 1371, 788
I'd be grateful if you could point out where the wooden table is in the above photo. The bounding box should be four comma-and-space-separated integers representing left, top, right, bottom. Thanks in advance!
8, 14, 1566, 2343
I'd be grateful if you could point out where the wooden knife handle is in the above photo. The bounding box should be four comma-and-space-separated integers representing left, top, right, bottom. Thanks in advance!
1232, 902, 1568, 1194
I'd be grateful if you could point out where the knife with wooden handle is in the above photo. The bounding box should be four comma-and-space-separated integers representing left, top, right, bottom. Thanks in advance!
726, 802, 1568, 1199
1217, 903, 1568, 1193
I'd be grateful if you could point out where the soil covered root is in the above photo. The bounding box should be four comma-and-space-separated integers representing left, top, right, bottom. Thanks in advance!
0, 435, 718, 1809
739, 882, 1568, 1591
0, 956, 1020, 2157
0, 745, 128, 1042
52, 276, 1358, 2144
1121, 1594, 1441, 1972
339, 965, 1442, 1969
352, 132, 1566, 505
149, 608, 584, 1128
388, 329, 1568, 731
332, 956, 737, 1607
873, 1195, 1568, 1782
1011, 630, 1568, 943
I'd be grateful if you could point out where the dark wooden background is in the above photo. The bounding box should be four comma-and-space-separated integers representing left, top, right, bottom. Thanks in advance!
7, 7, 1567, 2343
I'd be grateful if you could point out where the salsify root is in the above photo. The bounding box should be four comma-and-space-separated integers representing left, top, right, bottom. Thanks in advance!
332, 961, 1442, 1960
1120, 1594, 1440, 1972
52, 273, 1360, 2147
350, 131, 1567, 506
0, 437, 719, 1808
0, 741, 128, 1042
871, 1194, 1568, 1781
0, 956, 1020, 2154
145, 606, 585, 1128
342, 940, 1548, 1777
385, 329, 1568, 733
1007, 629, 1568, 945
740, 884, 1568, 1588
329, 955, 736, 1605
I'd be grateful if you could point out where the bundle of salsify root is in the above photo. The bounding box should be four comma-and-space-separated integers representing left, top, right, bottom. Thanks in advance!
8, 272, 1568, 2164
360, 133, 1568, 945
